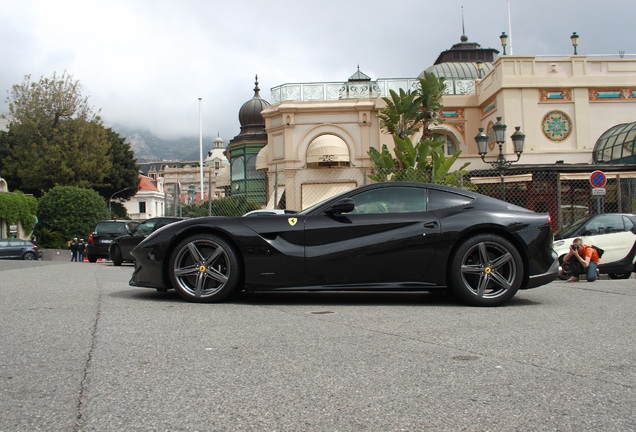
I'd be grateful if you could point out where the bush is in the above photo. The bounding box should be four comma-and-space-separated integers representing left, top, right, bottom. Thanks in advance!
0, 191, 38, 237
37, 186, 110, 243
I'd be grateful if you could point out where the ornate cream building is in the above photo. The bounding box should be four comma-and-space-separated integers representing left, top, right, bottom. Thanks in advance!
256, 35, 636, 223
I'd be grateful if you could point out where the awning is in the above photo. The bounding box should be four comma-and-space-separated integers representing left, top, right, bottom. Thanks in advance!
470, 174, 533, 184
215, 165, 231, 187
306, 134, 350, 164
256, 146, 269, 171
266, 186, 285, 209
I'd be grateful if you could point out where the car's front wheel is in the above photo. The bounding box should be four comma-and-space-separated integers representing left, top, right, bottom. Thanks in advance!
449, 234, 523, 306
558, 255, 572, 280
111, 246, 123, 266
168, 233, 240, 303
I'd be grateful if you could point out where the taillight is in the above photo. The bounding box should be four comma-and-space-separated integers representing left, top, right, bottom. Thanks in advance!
88, 233, 94, 244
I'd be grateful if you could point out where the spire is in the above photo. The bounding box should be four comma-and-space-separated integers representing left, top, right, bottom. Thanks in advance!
253, 74, 261, 98
460, 6, 468, 42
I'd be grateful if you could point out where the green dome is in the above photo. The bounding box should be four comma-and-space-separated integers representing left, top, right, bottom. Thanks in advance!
593, 121, 636, 164
420, 62, 494, 80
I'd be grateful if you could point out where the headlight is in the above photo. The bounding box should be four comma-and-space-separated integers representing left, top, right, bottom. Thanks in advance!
553, 240, 565, 248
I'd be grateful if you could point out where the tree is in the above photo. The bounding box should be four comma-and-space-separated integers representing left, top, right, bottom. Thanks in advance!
94, 128, 139, 201
369, 72, 470, 187
0, 72, 123, 196
36, 186, 109, 247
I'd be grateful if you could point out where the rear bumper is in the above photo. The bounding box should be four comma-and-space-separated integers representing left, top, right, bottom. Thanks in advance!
525, 255, 559, 289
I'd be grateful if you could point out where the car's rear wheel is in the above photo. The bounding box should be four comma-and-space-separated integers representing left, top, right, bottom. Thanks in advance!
88, 255, 97, 263
23, 252, 36, 260
111, 246, 123, 266
169, 233, 240, 303
608, 272, 631, 279
449, 234, 523, 306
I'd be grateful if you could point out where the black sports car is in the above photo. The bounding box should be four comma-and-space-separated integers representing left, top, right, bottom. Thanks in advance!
129, 182, 558, 306
109, 217, 187, 266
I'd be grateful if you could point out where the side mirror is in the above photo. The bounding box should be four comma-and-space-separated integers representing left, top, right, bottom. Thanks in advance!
325, 198, 355, 215
631, 226, 636, 235
581, 230, 592, 236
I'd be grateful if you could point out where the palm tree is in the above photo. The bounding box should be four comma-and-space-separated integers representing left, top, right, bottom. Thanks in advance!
369, 72, 470, 187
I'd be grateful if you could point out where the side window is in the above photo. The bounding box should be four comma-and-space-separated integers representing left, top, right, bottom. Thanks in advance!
135, 220, 156, 235
350, 187, 428, 214
427, 189, 473, 210
623, 216, 635, 231
584, 215, 623, 235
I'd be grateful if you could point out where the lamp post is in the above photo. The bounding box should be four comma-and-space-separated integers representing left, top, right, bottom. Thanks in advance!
109, 187, 131, 215
570, 32, 579, 55
500, 32, 508, 55
198, 97, 204, 205
475, 117, 526, 169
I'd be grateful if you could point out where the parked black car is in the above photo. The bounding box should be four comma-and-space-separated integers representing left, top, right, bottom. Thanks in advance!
130, 182, 558, 306
87, 220, 140, 263
0, 239, 41, 260
109, 217, 187, 266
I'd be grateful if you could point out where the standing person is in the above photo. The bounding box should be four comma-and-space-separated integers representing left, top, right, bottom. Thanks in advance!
563, 237, 601, 282
70, 238, 79, 262
78, 239, 86, 262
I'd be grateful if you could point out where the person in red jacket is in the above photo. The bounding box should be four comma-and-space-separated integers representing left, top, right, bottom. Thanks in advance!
563, 237, 600, 282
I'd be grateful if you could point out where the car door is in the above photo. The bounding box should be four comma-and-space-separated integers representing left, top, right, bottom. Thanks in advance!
303, 186, 441, 286
578, 214, 634, 262
239, 214, 307, 288
0, 240, 10, 259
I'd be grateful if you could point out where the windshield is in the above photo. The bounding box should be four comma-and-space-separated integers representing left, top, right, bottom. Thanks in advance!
556, 216, 590, 238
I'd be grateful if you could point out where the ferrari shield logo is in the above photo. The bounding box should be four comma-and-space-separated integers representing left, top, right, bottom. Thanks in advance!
288, 217, 297, 227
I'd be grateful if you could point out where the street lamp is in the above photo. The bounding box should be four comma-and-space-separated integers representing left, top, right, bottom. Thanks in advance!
109, 187, 131, 215
500, 32, 508, 55
571, 32, 579, 55
476, 60, 484, 78
475, 117, 526, 168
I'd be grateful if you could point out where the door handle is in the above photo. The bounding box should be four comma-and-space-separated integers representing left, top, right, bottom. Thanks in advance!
423, 222, 438, 229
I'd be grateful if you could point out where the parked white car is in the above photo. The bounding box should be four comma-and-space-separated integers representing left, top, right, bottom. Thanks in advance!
554, 213, 636, 279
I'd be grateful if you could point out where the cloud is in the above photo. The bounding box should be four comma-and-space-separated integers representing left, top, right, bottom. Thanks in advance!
1, 0, 634, 144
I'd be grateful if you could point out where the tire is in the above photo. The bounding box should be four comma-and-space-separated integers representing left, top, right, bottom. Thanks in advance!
558, 255, 572, 281
608, 272, 631, 280
23, 252, 36, 260
448, 234, 523, 306
168, 233, 240, 303
111, 246, 123, 266
88, 255, 97, 263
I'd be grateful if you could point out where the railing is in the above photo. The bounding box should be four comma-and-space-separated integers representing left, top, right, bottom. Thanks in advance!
270, 77, 476, 103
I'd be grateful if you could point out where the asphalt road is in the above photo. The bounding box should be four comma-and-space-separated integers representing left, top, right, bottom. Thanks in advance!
1, 260, 634, 431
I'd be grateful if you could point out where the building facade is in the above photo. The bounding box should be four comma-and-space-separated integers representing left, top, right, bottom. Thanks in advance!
256, 36, 636, 223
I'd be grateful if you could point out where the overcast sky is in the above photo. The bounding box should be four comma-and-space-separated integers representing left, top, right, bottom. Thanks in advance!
1, 0, 634, 145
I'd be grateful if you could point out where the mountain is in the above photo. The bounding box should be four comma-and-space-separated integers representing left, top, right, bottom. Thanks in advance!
112, 125, 207, 162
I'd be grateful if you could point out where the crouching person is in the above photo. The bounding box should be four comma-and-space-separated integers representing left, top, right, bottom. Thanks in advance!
563, 238, 600, 282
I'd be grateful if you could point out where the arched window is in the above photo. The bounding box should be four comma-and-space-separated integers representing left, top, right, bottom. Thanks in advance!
246, 155, 265, 180
231, 157, 245, 180
431, 132, 459, 156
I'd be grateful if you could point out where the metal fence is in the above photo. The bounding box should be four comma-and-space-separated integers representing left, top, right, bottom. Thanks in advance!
466, 169, 636, 231
163, 167, 636, 233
